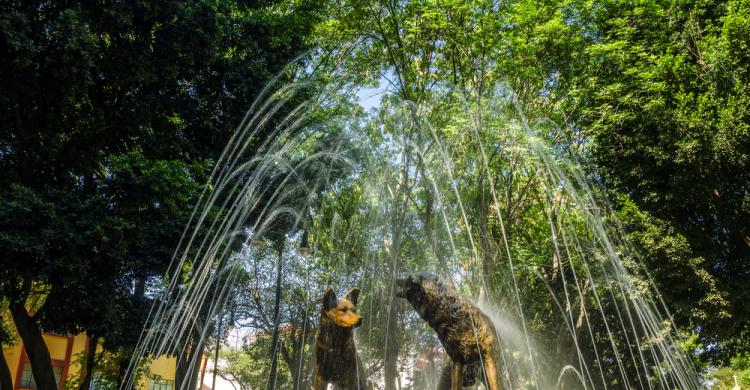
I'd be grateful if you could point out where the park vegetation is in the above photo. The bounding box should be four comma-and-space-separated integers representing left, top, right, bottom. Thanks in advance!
1, 0, 749, 389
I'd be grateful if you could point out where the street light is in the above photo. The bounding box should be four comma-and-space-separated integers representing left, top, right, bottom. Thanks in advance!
297, 230, 312, 255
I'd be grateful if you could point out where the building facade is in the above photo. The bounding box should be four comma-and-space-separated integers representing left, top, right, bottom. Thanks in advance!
2, 333, 176, 390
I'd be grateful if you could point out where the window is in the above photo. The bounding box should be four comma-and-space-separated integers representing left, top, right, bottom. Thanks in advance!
88, 372, 111, 390
19, 364, 62, 389
148, 378, 173, 390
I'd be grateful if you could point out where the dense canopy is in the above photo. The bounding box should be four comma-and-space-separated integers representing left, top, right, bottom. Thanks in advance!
1, 0, 749, 389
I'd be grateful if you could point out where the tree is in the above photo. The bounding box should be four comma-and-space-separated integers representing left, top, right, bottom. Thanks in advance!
566, 0, 750, 358
0, 1, 324, 388
317, 0, 750, 366
217, 348, 267, 390
0, 310, 14, 390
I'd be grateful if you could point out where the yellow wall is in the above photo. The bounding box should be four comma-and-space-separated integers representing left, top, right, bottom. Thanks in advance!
2, 333, 86, 389
140, 355, 178, 389
44, 336, 68, 361
3, 341, 23, 386
145, 356, 177, 381
65, 334, 89, 383
2, 332, 178, 390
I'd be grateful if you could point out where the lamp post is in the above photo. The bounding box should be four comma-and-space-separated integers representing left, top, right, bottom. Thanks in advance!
297, 230, 312, 255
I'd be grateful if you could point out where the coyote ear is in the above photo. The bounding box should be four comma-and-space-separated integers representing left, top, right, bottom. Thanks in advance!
322, 288, 337, 310
344, 287, 360, 306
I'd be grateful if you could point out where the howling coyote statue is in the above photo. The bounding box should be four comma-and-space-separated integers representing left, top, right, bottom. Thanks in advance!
396, 273, 501, 390
313, 287, 370, 390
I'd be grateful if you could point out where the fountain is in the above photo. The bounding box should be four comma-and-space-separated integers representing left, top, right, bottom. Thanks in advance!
119, 69, 701, 390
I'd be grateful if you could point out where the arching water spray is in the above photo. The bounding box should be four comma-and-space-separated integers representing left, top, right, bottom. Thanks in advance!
121, 75, 700, 390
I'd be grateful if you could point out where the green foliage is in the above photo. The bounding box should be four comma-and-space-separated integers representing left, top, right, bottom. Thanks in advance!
315, 0, 750, 367
705, 353, 750, 389
309, 0, 693, 384
1, 0, 748, 386
218, 348, 262, 390
65, 348, 149, 390
226, 0, 749, 383
218, 340, 293, 390
565, 0, 750, 358
0, 0, 325, 386
615, 195, 730, 328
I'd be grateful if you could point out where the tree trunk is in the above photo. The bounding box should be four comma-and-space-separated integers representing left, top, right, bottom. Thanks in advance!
9, 301, 57, 390
266, 248, 284, 390
0, 345, 14, 390
289, 317, 309, 390
78, 333, 98, 390
116, 275, 145, 389
383, 297, 400, 390
211, 316, 222, 390
133, 275, 146, 301
187, 343, 205, 390
383, 143, 411, 390
384, 250, 402, 390
198, 354, 207, 390
383, 235, 402, 390
176, 343, 203, 390
117, 354, 129, 389
477, 169, 498, 296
